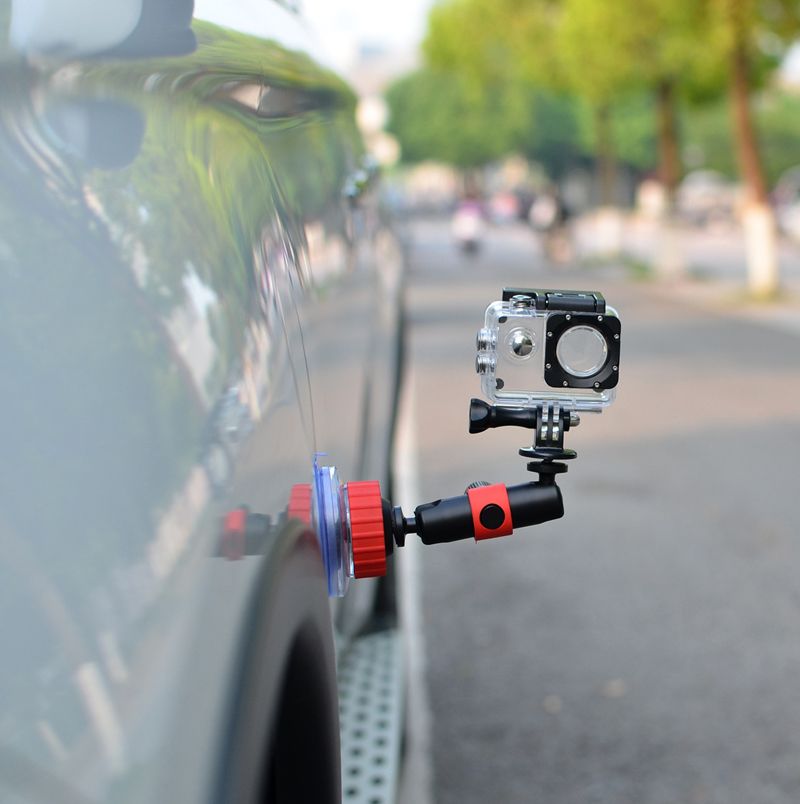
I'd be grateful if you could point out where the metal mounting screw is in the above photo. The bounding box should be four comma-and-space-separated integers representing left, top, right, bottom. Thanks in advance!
594, 382, 600, 388
476, 327, 496, 351
613, 365, 618, 372
545, 362, 551, 369
565, 314, 571, 321
475, 354, 495, 374
614, 333, 620, 340
598, 315, 603, 321
562, 381, 568, 387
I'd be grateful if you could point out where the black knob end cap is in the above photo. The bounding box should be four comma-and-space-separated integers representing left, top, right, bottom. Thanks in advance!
469, 398, 493, 433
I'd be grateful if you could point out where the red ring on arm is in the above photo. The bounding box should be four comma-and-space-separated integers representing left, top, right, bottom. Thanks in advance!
346, 481, 387, 578
222, 508, 248, 560
466, 484, 513, 541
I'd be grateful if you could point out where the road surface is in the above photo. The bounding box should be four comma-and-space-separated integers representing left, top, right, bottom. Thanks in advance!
400, 218, 800, 804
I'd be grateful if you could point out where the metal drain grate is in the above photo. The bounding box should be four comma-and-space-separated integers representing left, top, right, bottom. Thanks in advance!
338, 629, 403, 804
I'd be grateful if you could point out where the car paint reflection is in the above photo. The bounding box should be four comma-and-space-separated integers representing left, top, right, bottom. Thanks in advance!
10, 0, 196, 60
0, 6, 371, 800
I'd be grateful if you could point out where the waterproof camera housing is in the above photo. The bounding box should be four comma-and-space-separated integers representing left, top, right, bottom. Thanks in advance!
475, 288, 621, 412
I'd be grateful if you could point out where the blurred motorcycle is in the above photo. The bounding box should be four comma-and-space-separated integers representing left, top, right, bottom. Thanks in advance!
452, 198, 486, 254
529, 188, 573, 263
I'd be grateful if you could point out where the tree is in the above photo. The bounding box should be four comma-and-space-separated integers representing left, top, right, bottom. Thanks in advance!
424, 1, 589, 176
561, 0, 800, 290
423, 0, 799, 293
423, 0, 709, 204
701, 0, 800, 297
682, 90, 800, 186
553, 0, 726, 206
555, 0, 640, 203
385, 67, 532, 168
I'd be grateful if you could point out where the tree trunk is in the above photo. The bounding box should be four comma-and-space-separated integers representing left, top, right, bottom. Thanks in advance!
651, 80, 684, 276
595, 104, 617, 206
730, 43, 767, 204
729, 36, 779, 297
655, 79, 681, 210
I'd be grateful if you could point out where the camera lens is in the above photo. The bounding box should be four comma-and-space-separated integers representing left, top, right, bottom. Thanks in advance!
556, 325, 608, 378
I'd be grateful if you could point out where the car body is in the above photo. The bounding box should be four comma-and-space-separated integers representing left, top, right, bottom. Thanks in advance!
0, 2, 404, 802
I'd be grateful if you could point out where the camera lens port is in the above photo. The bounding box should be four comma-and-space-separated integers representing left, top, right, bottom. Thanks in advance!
556, 325, 608, 378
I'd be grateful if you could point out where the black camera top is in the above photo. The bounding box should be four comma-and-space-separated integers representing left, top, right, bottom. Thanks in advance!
500, 287, 606, 314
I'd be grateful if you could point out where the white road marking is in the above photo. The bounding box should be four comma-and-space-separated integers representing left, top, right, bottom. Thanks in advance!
394, 371, 435, 804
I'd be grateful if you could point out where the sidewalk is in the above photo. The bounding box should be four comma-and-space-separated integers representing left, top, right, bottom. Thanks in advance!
651, 277, 800, 338
573, 210, 800, 338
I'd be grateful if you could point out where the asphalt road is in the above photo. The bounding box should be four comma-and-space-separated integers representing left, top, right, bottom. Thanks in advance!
402, 218, 800, 804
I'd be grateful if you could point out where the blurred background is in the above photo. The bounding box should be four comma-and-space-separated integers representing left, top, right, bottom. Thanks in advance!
307, 0, 800, 298
313, 3, 800, 803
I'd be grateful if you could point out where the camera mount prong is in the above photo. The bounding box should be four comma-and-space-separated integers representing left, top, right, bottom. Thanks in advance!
519, 401, 578, 481
469, 397, 578, 476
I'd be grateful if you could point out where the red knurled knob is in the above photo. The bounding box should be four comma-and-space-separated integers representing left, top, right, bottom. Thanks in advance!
221, 508, 248, 561
287, 483, 312, 526
346, 481, 387, 579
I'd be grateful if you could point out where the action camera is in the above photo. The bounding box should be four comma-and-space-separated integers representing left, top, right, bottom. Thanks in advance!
475, 288, 621, 412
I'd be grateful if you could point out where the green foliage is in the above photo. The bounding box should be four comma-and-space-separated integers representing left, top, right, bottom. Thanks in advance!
683, 89, 800, 185
385, 67, 532, 167
565, 92, 657, 172
425, 0, 561, 88
420, 0, 709, 181
385, 59, 660, 176
756, 91, 800, 184
550, 0, 734, 117
425, 0, 720, 104
610, 95, 659, 171
523, 89, 583, 176
404, 0, 800, 186
704, 0, 800, 60
556, 0, 642, 104
683, 98, 738, 178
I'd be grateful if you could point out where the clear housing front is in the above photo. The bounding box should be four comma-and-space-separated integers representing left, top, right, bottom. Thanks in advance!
477, 300, 619, 411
